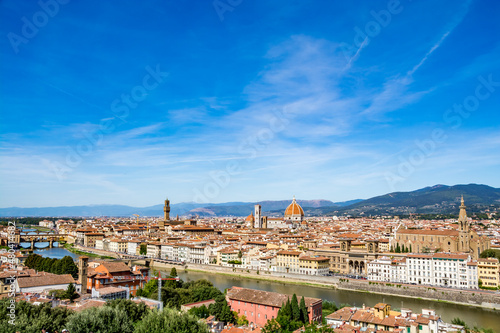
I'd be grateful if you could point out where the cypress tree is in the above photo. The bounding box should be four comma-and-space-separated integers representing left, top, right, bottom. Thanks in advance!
282, 299, 292, 318
291, 294, 300, 321
401, 244, 405, 253
299, 296, 308, 323
409, 244, 412, 253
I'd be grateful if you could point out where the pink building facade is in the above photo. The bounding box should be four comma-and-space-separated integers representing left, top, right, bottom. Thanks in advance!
226, 287, 322, 327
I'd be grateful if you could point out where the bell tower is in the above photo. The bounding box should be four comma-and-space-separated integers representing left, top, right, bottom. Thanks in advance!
78, 256, 88, 294
458, 196, 470, 253
254, 204, 262, 229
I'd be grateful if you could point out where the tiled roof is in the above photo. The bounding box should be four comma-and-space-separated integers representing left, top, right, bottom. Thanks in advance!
18, 273, 75, 288
227, 287, 321, 308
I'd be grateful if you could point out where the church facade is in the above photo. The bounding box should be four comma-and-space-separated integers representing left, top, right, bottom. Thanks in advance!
395, 197, 490, 259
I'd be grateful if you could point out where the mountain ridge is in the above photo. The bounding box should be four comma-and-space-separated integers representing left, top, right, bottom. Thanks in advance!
1, 184, 498, 217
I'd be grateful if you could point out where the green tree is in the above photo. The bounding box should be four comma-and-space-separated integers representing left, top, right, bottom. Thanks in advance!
299, 296, 308, 323
237, 314, 249, 326
480, 249, 500, 260
140, 243, 147, 255
135, 308, 209, 333
23, 254, 78, 278
188, 305, 210, 319
105, 299, 150, 323
451, 317, 469, 332
170, 267, 178, 277
0, 299, 74, 333
66, 305, 134, 333
209, 295, 236, 324
162, 287, 182, 309
137, 279, 158, 298
262, 318, 283, 333
65, 283, 77, 302
291, 294, 300, 322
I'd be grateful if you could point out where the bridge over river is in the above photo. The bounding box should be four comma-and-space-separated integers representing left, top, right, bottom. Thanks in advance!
15, 228, 67, 249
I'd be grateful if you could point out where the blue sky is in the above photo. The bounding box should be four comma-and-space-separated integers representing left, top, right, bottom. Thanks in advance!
1, 0, 499, 208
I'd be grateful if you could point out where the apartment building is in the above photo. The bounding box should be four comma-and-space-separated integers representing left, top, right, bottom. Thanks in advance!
108, 238, 128, 253
368, 256, 407, 283
407, 253, 477, 288
275, 250, 303, 274
478, 258, 499, 288
127, 240, 142, 255
84, 233, 104, 248
298, 256, 329, 276
259, 255, 276, 272
146, 242, 162, 258
161, 243, 178, 261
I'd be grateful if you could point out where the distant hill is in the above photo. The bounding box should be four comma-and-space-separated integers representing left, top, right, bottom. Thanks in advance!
1, 184, 498, 217
0, 199, 353, 217
327, 184, 500, 216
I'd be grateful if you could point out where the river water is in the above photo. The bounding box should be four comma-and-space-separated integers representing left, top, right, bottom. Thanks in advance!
168, 270, 500, 331
29, 242, 499, 330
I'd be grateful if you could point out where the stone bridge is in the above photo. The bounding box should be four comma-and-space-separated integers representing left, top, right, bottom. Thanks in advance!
18, 233, 67, 249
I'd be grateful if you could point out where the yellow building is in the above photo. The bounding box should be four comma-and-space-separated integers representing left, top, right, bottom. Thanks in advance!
298, 256, 330, 276
276, 250, 303, 274
478, 258, 499, 288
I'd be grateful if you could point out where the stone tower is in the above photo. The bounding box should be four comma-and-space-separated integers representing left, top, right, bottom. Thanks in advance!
164, 198, 170, 221
254, 204, 262, 229
159, 198, 170, 230
78, 256, 88, 294
458, 196, 470, 253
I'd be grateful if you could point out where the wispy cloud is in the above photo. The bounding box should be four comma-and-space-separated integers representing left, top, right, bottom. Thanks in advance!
407, 0, 472, 76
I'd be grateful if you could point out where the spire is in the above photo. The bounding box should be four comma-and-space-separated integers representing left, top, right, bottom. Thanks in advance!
458, 195, 467, 223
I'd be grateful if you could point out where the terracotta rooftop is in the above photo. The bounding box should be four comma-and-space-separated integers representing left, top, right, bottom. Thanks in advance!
226, 287, 321, 308
17, 273, 75, 289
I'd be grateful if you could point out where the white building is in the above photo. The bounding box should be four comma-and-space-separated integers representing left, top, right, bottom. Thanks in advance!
367, 256, 407, 283
187, 245, 206, 264
95, 239, 109, 251
407, 253, 477, 289
127, 241, 142, 255
161, 243, 178, 260
259, 255, 276, 272
108, 239, 128, 253
146, 242, 162, 258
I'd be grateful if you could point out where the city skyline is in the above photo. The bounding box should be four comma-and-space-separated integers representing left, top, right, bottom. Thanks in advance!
1, 1, 500, 208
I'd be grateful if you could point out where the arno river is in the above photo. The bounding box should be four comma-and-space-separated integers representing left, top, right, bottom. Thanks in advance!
32, 247, 500, 330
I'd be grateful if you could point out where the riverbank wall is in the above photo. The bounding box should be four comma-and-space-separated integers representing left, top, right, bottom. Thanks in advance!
150, 261, 500, 310
71, 245, 119, 259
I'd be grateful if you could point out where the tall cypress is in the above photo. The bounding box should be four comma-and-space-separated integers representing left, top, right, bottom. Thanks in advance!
299, 296, 308, 323
291, 294, 300, 321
